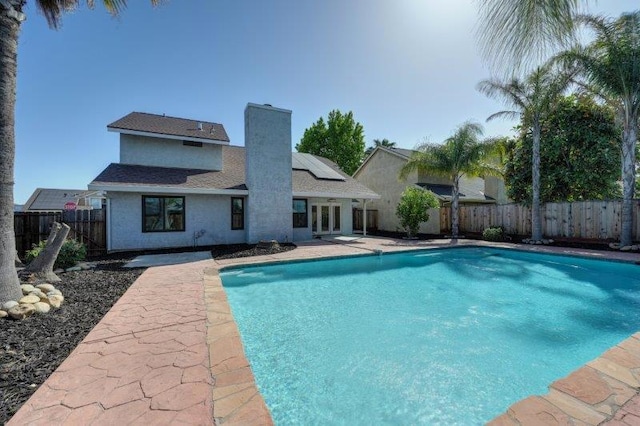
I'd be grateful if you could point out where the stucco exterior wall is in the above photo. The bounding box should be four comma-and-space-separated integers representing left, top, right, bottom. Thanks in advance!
484, 176, 511, 204
245, 104, 293, 243
354, 150, 440, 234
120, 134, 223, 170
107, 192, 245, 251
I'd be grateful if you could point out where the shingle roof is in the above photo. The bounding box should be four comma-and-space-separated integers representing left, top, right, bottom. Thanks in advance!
90, 146, 379, 199
23, 188, 97, 211
416, 181, 494, 202
108, 112, 230, 143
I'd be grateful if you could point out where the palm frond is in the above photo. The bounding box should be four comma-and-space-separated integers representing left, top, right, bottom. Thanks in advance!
476, 0, 582, 74
36, 0, 160, 29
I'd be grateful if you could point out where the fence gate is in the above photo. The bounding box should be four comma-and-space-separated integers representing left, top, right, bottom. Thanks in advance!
352, 208, 378, 232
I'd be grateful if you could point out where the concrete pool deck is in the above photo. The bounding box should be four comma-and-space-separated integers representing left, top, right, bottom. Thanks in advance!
7, 236, 640, 425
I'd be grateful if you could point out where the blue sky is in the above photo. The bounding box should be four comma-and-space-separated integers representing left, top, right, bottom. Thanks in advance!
14, 0, 638, 203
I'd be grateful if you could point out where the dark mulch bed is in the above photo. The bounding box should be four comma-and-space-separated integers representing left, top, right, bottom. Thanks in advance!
0, 242, 296, 424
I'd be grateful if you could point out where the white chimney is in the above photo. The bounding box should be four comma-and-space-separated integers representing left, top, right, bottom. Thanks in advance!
244, 103, 292, 243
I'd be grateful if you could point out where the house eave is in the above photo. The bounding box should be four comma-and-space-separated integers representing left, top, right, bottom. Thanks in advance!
88, 183, 248, 196
293, 190, 380, 200
107, 128, 230, 145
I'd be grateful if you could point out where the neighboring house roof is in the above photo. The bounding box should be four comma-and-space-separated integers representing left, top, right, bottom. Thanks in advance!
23, 188, 100, 211
108, 112, 230, 144
89, 146, 379, 199
416, 183, 495, 203
353, 145, 414, 177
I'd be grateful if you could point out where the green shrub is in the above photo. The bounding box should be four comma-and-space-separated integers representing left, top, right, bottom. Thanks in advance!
482, 226, 505, 242
26, 239, 87, 270
396, 187, 440, 238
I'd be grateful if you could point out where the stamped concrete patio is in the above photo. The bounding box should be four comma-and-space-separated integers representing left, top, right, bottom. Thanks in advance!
8, 236, 640, 425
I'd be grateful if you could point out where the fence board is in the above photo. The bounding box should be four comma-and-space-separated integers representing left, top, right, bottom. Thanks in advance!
14, 209, 106, 259
441, 200, 640, 242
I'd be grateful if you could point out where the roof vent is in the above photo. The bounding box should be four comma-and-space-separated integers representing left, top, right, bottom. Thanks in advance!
197, 122, 203, 131
264, 104, 272, 107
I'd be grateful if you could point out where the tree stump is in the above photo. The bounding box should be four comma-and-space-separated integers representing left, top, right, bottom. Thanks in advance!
20, 222, 70, 283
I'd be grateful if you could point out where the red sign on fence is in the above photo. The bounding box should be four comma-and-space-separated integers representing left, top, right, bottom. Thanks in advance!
63, 202, 77, 211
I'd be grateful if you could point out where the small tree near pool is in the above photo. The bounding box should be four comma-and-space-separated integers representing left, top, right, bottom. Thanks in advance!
396, 187, 439, 239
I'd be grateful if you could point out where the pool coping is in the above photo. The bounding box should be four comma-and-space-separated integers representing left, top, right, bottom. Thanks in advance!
207, 237, 640, 425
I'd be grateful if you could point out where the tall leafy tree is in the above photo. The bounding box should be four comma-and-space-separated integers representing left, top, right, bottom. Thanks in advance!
477, 64, 573, 242
558, 12, 640, 247
476, 0, 582, 73
399, 122, 500, 238
296, 110, 365, 175
0, 1, 157, 305
505, 95, 621, 203
364, 138, 396, 158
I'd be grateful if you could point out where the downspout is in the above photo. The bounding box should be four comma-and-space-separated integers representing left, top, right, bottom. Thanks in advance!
363, 199, 367, 237
106, 197, 111, 252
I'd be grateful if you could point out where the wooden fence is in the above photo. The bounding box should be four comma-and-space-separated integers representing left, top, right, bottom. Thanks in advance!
440, 200, 640, 241
352, 208, 378, 232
14, 209, 107, 258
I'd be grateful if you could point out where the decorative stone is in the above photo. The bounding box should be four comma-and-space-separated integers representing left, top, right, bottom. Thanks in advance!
29, 289, 47, 299
47, 295, 64, 308
621, 246, 633, 252
36, 284, 55, 293
78, 262, 92, 270
20, 284, 35, 294
0, 310, 7, 318
8, 304, 36, 320
47, 289, 62, 296
548, 239, 554, 244
65, 266, 82, 272
54, 269, 64, 274
2, 301, 18, 310
19, 295, 40, 304
609, 242, 620, 249
632, 245, 639, 251
33, 302, 51, 314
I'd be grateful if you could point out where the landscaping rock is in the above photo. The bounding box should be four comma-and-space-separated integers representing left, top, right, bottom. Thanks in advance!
20, 284, 35, 295
47, 295, 64, 309
621, 245, 633, 251
609, 242, 621, 249
47, 289, 62, 296
8, 304, 36, 320
0, 310, 7, 318
33, 302, 51, 314
2, 301, 18, 311
36, 284, 55, 293
78, 262, 93, 270
28, 289, 47, 300
54, 269, 64, 274
65, 266, 82, 272
19, 295, 40, 305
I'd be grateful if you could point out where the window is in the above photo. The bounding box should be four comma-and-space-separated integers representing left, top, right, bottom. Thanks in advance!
293, 199, 308, 228
142, 196, 185, 232
231, 197, 244, 230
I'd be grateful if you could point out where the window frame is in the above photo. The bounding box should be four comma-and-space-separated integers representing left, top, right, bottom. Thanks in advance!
292, 198, 308, 228
141, 195, 186, 233
231, 197, 245, 230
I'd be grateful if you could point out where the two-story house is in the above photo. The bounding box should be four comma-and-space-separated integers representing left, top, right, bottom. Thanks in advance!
353, 146, 507, 235
89, 103, 379, 252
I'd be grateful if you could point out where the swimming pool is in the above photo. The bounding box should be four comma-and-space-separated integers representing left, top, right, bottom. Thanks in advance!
220, 247, 640, 425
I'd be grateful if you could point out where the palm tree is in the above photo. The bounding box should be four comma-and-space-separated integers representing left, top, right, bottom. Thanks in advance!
476, 0, 583, 73
364, 138, 396, 158
399, 122, 500, 238
477, 64, 573, 242
0, 1, 157, 305
559, 12, 640, 247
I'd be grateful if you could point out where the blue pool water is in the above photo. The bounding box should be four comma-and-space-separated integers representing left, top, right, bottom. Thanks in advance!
220, 247, 640, 425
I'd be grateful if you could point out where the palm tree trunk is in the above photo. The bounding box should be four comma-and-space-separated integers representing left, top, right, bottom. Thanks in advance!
531, 118, 543, 241
620, 115, 637, 247
0, 2, 23, 305
451, 176, 460, 238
